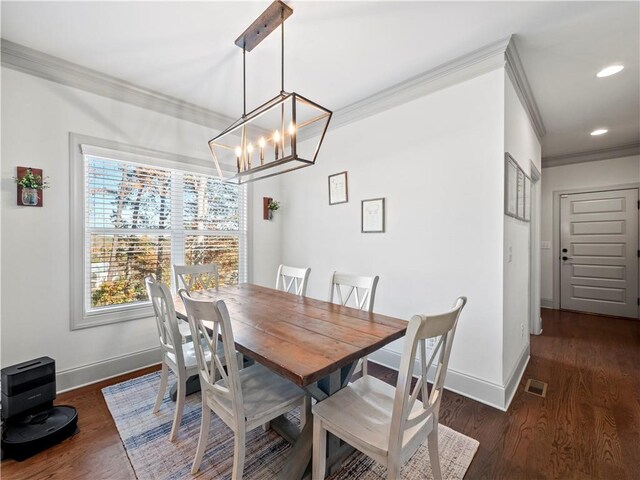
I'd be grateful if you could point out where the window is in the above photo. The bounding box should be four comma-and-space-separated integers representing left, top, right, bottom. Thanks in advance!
70, 136, 246, 329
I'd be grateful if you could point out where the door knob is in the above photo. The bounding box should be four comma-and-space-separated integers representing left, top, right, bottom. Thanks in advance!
562, 248, 568, 253
562, 256, 569, 261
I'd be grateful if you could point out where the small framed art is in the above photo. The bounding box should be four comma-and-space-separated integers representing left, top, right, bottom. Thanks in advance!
517, 168, 525, 219
524, 175, 531, 222
328, 171, 348, 205
361, 197, 385, 233
504, 154, 518, 218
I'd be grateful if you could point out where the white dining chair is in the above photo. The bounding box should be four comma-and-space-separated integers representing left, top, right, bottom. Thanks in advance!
275, 264, 311, 296
180, 291, 306, 479
312, 297, 467, 480
173, 264, 220, 338
145, 276, 214, 442
329, 272, 379, 376
174, 263, 219, 292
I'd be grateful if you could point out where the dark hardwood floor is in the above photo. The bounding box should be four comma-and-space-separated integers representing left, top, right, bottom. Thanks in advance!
2, 309, 638, 479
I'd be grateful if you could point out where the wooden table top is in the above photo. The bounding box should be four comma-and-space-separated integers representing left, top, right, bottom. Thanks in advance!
173, 283, 407, 387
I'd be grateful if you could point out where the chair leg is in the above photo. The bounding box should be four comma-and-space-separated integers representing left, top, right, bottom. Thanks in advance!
428, 427, 442, 480
169, 373, 186, 442
312, 416, 326, 480
386, 457, 400, 480
362, 356, 368, 376
262, 421, 271, 432
231, 429, 246, 480
153, 362, 169, 414
191, 402, 211, 474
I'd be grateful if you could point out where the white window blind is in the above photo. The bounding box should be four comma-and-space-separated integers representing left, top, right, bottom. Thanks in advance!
79, 149, 246, 324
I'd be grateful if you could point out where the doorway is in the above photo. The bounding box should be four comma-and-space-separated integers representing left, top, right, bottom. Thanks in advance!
559, 188, 639, 318
529, 163, 541, 334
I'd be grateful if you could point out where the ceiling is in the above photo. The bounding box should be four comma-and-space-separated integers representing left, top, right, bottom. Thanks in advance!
2, 1, 638, 158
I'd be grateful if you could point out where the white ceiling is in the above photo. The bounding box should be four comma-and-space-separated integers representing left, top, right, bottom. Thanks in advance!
2, 1, 638, 158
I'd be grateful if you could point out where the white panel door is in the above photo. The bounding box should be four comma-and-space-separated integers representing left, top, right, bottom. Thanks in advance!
560, 189, 639, 318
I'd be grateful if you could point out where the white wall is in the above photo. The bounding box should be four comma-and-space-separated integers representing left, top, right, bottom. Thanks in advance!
502, 74, 541, 386
279, 69, 508, 399
540, 155, 640, 304
249, 178, 282, 287
0, 60, 542, 409
0, 68, 280, 388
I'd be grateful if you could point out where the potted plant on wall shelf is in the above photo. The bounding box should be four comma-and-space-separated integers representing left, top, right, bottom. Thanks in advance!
267, 200, 280, 220
14, 168, 49, 206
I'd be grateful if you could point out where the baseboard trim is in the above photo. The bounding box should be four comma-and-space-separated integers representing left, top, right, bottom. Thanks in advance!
541, 298, 554, 309
503, 344, 530, 410
56, 347, 161, 393
369, 348, 509, 411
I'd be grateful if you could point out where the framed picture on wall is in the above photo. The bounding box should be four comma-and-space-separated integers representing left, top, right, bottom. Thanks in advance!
504, 153, 518, 218
524, 175, 531, 222
361, 198, 385, 233
516, 169, 525, 219
328, 171, 348, 205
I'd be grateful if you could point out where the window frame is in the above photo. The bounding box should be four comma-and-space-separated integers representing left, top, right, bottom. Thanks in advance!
70, 133, 247, 330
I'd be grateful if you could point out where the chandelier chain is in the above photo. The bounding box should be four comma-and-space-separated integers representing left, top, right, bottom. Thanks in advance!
243, 47, 247, 116
281, 7, 285, 93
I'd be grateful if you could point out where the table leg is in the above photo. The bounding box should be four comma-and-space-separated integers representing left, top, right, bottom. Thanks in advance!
277, 395, 313, 479
277, 362, 357, 480
169, 375, 200, 401
319, 372, 342, 473
169, 354, 249, 402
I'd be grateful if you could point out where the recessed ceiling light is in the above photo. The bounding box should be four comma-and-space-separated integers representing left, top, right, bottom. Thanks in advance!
596, 65, 624, 77
590, 129, 608, 136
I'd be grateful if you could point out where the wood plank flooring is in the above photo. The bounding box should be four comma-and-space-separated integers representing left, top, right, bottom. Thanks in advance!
2, 309, 638, 479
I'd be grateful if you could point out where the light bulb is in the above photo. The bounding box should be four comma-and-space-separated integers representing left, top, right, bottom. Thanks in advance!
235, 147, 242, 156
247, 143, 254, 153
274, 130, 281, 142
590, 129, 608, 136
596, 65, 624, 78
289, 122, 296, 135
258, 137, 266, 164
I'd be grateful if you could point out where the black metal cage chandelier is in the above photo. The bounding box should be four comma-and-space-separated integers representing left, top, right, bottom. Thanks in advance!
208, 1, 332, 184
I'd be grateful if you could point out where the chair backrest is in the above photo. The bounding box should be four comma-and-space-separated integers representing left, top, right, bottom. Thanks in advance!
328, 272, 379, 312
388, 296, 467, 459
275, 264, 311, 296
174, 264, 219, 292
179, 291, 244, 424
145, 276, 185, 369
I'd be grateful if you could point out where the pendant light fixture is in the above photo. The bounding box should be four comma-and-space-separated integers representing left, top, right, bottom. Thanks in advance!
208, 0, 332, 184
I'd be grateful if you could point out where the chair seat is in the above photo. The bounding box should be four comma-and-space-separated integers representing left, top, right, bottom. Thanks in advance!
312, 375, 432, 460
167, 341, 213, 370
211, 363, 304, 424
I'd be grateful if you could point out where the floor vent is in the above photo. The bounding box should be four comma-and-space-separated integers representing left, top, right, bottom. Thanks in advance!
524, 379, 548, 398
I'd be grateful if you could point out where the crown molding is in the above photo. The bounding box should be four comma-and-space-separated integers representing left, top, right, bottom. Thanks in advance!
1, 38, 237, 132
330, 36, 512, 133
542, 143, 640, 168
504, 36, 546, 140
2, 36, 545, 145
309, 36, 546, 143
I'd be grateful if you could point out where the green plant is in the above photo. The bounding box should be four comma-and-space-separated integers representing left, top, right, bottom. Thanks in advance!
14, 168, 49, 190
267, 200, 280, 211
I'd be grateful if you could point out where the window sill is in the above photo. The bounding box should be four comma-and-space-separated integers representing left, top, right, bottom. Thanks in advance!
71, 304, 155, 330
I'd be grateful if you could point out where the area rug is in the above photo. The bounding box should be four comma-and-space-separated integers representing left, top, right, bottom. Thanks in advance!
102, 371, 478, 479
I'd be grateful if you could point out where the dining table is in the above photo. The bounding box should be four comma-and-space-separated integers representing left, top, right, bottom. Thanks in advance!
173, 283, 408, 479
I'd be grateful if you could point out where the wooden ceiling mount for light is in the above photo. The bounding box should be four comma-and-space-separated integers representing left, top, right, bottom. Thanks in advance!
234, 0, 293, 52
